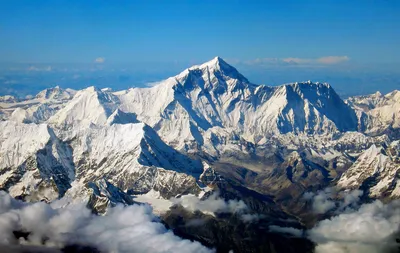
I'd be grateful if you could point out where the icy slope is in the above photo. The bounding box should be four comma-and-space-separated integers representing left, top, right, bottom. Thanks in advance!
0, 121, 75, 201
348, 90, 400, 133
338, 143, 400, 198
48, 86, 119, 128
35, 86, 76, 101
0, 120, 204, 203
69, 122, 203, 198
115, 57, 357, 148
1, 86, 75, 123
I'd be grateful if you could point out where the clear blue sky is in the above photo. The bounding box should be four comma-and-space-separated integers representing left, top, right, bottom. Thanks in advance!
0, 0, 399, 97
1, 0, 399, 64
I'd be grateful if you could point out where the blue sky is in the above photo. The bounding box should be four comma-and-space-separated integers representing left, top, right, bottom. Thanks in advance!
0, 0, 399, 97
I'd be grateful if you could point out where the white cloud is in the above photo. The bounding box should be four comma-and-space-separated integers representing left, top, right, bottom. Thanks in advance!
242, 56, 349, 67
145, 80, 165, 87
241, 213, 265, 223
303, 188, 363, 214
172, 193, 268, 224
94, 57, 105, 63
269, 225, 304, 237
282, 57, 313, 64
303, 187, 336, 214
243, 58, 280, 65
0, 191, 214, 253
339, 189, 363, 211
308, 200, 400, 253
27, 66, 52, 72
317, 56, 349, 64
271, 188, 399, 252
172, 192, 247, 216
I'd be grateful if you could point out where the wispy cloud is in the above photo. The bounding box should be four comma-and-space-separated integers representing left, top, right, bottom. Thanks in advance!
145, 80, 165, 87
27, 65, 52, 72
282, 57, 312, 64
171, 192, 247, 216
317, 56, 349, 64
269, 225, 303, 237
244, 57, 280, 65
94, 57, 105, 63
242, 56, 350, 67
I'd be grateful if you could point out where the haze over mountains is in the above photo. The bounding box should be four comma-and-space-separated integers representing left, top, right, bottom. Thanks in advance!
1, 59, 400, 99
0, 57, 399, 253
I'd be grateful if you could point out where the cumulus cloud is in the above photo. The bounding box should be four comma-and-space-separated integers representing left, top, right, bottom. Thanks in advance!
308, 200, 400, 253
0, 191, 214, 253
304, 188, 336, 214
339, 189, 363, 211
269, 188, 399, 252
172, 193, 247, 215
303, 188, 363, 214
94, 57, 105, 63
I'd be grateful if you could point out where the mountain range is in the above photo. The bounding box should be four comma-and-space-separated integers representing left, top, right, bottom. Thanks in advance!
0, 57, 399, 252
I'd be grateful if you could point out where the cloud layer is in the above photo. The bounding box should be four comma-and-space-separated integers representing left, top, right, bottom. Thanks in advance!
243, 56, 349, 67
309, 200, 400, 253
303, 188, 363, 214
0, 191, 214, 253
272, 188, 400, 253
171, 193, 247, 215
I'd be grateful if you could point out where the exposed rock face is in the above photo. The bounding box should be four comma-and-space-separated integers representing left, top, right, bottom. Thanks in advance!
162, 205, 314, 253
347, 90, 400, 134
338, 143, 400, 198
0, 122, 74, 201
0, 121, 204, 202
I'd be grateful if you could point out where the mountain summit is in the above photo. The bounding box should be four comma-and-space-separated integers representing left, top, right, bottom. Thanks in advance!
115, 57, 358, 146
173, 56, 253, 94
187, 56, 241, 76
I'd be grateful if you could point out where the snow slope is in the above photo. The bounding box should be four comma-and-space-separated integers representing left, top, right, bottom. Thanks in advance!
0, 121, 75, 201
338, 143, 400, 198
348, 90, 400, 133
115, 57, 358, 148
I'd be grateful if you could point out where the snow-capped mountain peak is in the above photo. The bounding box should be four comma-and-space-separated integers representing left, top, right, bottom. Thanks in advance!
188, 56, 234, 72
385, 89, 400, 101
48, 85, 119, 128
35, 86, 75, 101
0, 95, 17, 103
174, 56, 252, 92
338, 143, 400, 197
